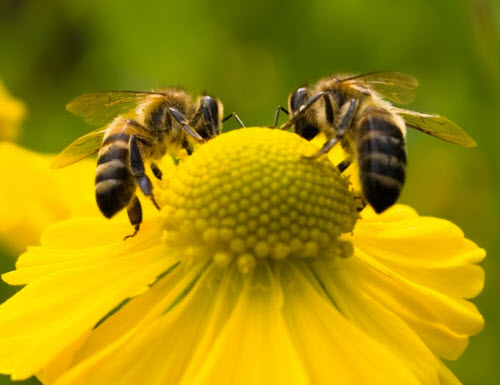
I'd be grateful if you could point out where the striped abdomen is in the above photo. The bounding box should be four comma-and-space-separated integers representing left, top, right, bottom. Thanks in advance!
95, 133, 135, 218
356, 113, 407, 213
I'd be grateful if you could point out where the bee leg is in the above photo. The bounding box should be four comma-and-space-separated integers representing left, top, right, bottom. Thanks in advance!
181, 137, 194, 156
130, 135, 161, 210
306, 98, 357, 159
222, 112, 245, 128
280, 91, 325, 131
168, 107, 205, 143
355, 195, 367, 212
124, 196, 142, 240
151, 162, 162, 180
272, 106, 289, 128
337, 158, 352, 173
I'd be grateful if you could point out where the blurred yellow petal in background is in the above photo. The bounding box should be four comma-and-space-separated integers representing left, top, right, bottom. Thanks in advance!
0, 80, 25, 143
0, 143, 99, 254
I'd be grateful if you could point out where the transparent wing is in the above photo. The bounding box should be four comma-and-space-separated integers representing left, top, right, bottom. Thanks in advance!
341, 72, 419, 104
51, 128, 106, 168
393, 107, 477, 147
66, 91, 165, 126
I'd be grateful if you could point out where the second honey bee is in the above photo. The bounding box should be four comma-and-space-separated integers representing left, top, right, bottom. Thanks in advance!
280, 72, 476, 213
52, 88, 223, 238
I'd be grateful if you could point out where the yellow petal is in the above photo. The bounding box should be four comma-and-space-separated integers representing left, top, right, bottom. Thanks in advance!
52, 263, 227, 385
344, 205, 485, 360
355, 205, 485, 299
0, 79, 25, 141
0, 142, 159, 254
281, 262, 422, 385
346, 249, 483, 360
37, 331, 91, 385
0, 143, 98, 254
0, 218, 170, 380
314, 259, 442, 385
436, 359, 462, 385
181, 265, 310, 385
38, 259, 199, 384
4, 217, 163, 285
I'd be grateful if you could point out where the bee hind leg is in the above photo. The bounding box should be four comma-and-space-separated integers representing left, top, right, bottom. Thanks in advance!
124, 196, 142, 240
130, 135, 161, 210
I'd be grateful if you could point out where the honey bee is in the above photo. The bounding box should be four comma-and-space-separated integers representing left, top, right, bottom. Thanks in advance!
52, 88, 223, 238
280, 72, 476, 213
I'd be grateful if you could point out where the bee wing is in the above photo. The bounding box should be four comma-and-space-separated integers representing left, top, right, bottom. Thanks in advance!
342, 72, 419, 104
66, 91, 165, 126
393, 107, 477, 147
51, 128, 107, 168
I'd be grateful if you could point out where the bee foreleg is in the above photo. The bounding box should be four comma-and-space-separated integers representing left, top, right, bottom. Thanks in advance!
169, 107, 205, 143
222, 112, 245, 128
307, 98, 357, 159
151, 162, 162, 180
130, 135, 161, 210
280, 91, 325, 131
124, 196, 142, 240
272, 106, 289, 128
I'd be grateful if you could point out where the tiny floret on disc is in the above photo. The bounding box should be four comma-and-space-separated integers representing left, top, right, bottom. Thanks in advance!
160, 127, 358, 273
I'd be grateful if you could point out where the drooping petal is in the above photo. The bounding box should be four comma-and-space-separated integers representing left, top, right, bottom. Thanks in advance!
180, 265, 311, 385
314, 259, 442, 385
39, 260, 193, 384
354, 205, 485, 298
436, 359, 462, 385
0, 217, 171, 380
344, 205, 485, 360
51, 262, 230, 385
280, 262, 422, 385
38, 332, 92, 385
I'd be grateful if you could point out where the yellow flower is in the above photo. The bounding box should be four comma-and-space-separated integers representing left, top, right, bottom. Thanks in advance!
0, 142, 100, 254
0, 128, 484, 385
0, 79, 25, 142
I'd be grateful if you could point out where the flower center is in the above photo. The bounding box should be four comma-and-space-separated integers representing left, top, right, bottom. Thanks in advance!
160, 128, 357, 273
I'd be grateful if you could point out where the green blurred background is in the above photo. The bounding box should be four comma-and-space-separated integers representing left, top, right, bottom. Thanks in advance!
0, 0, 498, 384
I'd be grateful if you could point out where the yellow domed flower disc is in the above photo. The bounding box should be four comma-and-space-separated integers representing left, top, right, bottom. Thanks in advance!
159, 127, 358, 272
